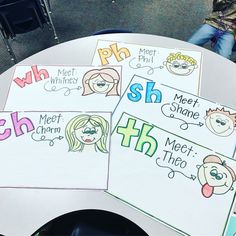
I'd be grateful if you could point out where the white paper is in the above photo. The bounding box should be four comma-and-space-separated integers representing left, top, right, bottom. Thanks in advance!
0, 111, 111, 189
92, 40, 202, 95
108, 112, 236, 236
5, 65, 122, 112
112, 75, 236, 159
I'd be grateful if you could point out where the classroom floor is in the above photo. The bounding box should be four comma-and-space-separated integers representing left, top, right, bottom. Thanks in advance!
0, 0, 220, 74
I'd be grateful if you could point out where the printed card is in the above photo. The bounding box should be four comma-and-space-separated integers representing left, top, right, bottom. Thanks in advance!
0, 111, 111, 189
225, 212, 236, 236
108, 112, 236, 236
92, 40, 202, 95
112, 75, 236, 159
4, 65, 122, 112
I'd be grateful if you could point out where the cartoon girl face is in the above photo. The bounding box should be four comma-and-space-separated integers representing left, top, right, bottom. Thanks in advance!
88, 74, 115, 94
65, 114, 109, 153
82, 68, 120, 96
74, 121, 103, 145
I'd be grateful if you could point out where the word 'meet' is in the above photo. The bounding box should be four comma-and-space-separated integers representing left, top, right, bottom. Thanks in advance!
138, 48, 157, 63
98, 43, 131, 65
35, 113, 62, 135
127, 81, 162, 103
117, 117, 158, 157
162, 138, 194, 169
0, 112, 34, 141
170, 93, 200, 119
14, 65, 49, 88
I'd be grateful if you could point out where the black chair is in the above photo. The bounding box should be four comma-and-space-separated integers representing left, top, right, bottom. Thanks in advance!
0, 0, 58, 63
32, 210, 148, 236
92, 28, 132, 36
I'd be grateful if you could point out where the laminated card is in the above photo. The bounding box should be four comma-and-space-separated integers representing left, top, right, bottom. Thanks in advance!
0, 111, 111, 189
92, 40, 202, 95
108, 75, 236, 235
225, 212, 236, 236
4, 65, 122, 112
108, 112, 236, 235
112, 75, 236, 159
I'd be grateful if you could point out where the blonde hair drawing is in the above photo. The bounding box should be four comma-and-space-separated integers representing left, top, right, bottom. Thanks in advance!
65, 114, 109, 153
166, 52, 197, 65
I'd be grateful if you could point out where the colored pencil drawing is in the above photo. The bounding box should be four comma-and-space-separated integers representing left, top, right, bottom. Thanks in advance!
197, 155, 236, 198
205, 108, 236, 137
82, 68, 120, 96
163, 52, 198, 76
65, 114, 109, 153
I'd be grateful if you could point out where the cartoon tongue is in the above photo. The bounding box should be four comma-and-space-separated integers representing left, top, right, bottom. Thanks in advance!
202, 183, 214, 198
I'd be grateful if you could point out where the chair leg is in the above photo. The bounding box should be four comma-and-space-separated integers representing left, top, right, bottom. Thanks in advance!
47, 0, 51, 13
0, 32, 17, 64
41, 0, 59, 43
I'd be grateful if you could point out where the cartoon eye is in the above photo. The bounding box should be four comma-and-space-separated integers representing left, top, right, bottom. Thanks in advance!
96, 82, 106, 87
89, 127, 97, 135
83, 127, 91, 134
216, 119, 221, 124
220, 121, 226, 126
215, 173, 223, 180
181, 63, 188, 69
210, 169, 218, 177
172, 61, 180, 68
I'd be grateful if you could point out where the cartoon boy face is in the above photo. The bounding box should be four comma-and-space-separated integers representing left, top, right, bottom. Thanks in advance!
164, 60, 197, 76
205, 108, 236, 137
74, 122, 102, 145
88, 75, 114, 94
197, 155, 236, 198
163, 52, 198, 76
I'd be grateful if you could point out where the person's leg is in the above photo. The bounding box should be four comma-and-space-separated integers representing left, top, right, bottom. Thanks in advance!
213, 32, 235, 59
233, 42, 236, 52
188, 24, 217, 46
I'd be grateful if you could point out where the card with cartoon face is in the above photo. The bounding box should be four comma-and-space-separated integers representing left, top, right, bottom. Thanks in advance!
92, 40, 202, 95
108, 112, 236, 236
112, 75, 236, 159
4, 65, 122, 112
0, 111, 111, 189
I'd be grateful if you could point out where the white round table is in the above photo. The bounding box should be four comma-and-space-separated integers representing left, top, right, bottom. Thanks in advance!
0, 33, 235, 236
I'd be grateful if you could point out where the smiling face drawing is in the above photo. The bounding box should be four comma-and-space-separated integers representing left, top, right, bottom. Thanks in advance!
82, 68, 120, 96
205, 108, 236, 137
163, 52, 198, 76
74, 121, 102, 145
197, 155, 236, 198
88, 75, 115, 94
65, 114, 109, 153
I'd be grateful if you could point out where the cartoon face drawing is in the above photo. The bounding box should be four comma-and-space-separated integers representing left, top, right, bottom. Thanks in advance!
88, 74, 115, 94
82, 68, 120, 96
197, 155, 236, 198
163, 52, 198, 76
74, 121, 103, 145
65, 114, 109, 153
205, 108, 236, 137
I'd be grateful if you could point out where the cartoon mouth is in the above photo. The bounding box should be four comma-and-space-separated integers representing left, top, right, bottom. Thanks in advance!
81, 137, 95, 143
201, 181, 228, 198
92, 83, 109, 92
209, 118, 230, 134
202, 183, 214, 198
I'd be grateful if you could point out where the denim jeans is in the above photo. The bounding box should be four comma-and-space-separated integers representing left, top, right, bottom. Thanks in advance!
188, 24, 235, 59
